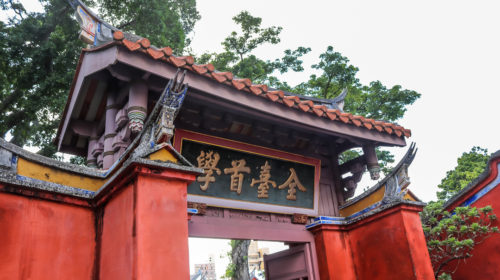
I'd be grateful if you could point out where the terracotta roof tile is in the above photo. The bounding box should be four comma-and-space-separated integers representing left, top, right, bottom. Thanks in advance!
312, 105, 326, 117
211, 72, 228, 83
231, 80, 246, 91
220, 72, 233, 80
113, 30, 124, 40
234, 78, 252, 87
161, 47, 173, 56
138, 38, 150, 48
101, 31, 411, 139
351, 115, 364, 127
326, 109, 339, 121
192, 64, 208, 75
122, 39, 141, 51
298, 101, 310, 112
373, 121, 384, 132
169, 56, 186, 67
146, 48, 164, 60
266, 90, 283, 102
283, 96, 297, 107
177, 56, 194, 65
249, 85, 263, 95
339, 112, 351, 123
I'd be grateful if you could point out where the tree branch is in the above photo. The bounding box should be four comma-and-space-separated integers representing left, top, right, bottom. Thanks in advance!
435, 254, 470, 278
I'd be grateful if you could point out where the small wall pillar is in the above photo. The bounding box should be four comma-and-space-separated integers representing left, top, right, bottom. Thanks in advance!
310, 225, 356, 280
99, 164, 198, 279
310, 202, 434, 280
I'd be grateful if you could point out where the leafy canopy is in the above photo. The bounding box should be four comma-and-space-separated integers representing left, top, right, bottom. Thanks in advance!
0, 0, 200, 157
421, 202, 498, 278
437, 146, 490, 201
421, 146, 496, 279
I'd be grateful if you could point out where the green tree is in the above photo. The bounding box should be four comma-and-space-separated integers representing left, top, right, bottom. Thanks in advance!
223, 240, 251, 280
437, 147, 490, 201
421, 147, 496, 279
0, 0, 200, 157
421, 202, 498, 279
96, 0, 200, 52
197, 11, 311, 83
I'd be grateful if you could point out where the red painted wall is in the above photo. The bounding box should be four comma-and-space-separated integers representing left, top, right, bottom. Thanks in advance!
0, 191, 95, 280
100, 184, 135, 279
312, 204, 434, 280
135, 172, 190, 279
443, 161, 500, 279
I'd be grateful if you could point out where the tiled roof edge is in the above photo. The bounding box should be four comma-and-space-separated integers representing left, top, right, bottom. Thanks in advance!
84, 30, 410, 139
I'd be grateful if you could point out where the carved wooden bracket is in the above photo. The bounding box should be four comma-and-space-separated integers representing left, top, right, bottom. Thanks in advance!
187, 202, 207, 215
291, 213, 308, 224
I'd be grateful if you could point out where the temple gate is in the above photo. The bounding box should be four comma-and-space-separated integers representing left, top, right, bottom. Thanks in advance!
0, 2, 434, 279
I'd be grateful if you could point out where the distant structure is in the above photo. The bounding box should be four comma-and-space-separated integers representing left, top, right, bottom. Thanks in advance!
192, 257, 216, 280
248, 241, 270, 271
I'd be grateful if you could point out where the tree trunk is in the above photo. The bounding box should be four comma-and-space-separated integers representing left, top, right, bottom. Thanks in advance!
231, 239, 251, 280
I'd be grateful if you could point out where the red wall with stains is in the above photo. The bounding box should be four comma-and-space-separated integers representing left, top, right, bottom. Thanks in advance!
135, 173, 191, 279
312, 203, 434, 280
100, 184, 135, 279
443, 159, 500, 279
0, 190, 95, 280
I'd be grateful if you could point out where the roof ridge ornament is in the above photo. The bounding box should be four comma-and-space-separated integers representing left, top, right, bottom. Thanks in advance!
329, 88, 348, 111
155, 69, 189, 145
381, 142, 417, 204
67, 0, 117, 46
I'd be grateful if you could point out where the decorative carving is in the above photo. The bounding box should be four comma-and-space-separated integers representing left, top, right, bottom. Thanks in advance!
341, 162, 365, 199
292, 213, 308, 224
187, 202, 207, 215
128, 106, 147, 134
250, 161, 277, 198
381, 143, 417, 204
154, 70, 188, 144
67, 0, 115, 46
278, 168, 307, 200
328, 88, 348, 111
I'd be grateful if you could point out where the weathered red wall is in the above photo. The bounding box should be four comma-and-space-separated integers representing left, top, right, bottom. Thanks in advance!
443, 162, 500, 279
99, 167, 194, 279
312, 203, 434, 280
0, 191, 95, 280
135, 171, 191, 279
100, 184, 134, 279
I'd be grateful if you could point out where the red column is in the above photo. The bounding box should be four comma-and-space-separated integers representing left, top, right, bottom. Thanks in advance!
310, 225, 356, 280
99, 165, 197, 279
135, 167, 197, 279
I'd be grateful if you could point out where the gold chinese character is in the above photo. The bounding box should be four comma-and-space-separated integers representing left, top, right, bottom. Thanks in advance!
250, 161, 276, 198
196, 151, 221, 191
224, 159, 251, 195
278, 168, 307, 200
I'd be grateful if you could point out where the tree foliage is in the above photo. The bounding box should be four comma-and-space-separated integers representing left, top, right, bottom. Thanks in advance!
0, 0, 200, 157
223, 239, 251, 280
96, 0, 200, 52
421, 202, 498, 278
421, 146, 497, 279
437, 147, 490, 201
197, 11, 311, 83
